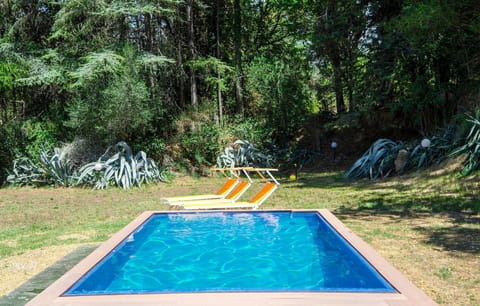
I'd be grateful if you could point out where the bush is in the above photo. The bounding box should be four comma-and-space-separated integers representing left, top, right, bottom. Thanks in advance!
66, 48, 155, 145
345, 139, 400, 179
345, 127, 460, 180
133, 137, 166, 164
77, 141, 168, 189
224, 116, 273, 148
1, 119, 61, 185
451, 115, 480, 176
21, 119, 59, 158
216, 140, 272, 168
7, 147, 75, 187
0, 121, 23, 184
58, 138, 105, 169
403, 127, 458, 172
180, 123, 223, 168
282, 148, 324, 171
169, 109, 276, 172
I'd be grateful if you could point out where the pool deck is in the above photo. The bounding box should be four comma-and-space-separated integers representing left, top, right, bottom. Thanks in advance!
25, 209, 437, 306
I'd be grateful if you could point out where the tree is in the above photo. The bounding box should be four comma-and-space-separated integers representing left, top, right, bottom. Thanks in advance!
361, 0, 480, 132
215, 0, 224, 125
310, 0, 367, 114
186, 0, 199, 110
233, 0, 244, 115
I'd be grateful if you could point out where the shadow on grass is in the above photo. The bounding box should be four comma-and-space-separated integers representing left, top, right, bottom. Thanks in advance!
333, 200, 480, 255
354, 193, 479, 214
288, 171, 413, 193
416, 225, 480, 254
291, 171, 480, 213
289, 171, 480, 255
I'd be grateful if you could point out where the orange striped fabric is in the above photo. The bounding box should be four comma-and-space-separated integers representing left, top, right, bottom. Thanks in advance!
248, 183, 277, 204
225, 181, 250, 200
215, 178, 238, 196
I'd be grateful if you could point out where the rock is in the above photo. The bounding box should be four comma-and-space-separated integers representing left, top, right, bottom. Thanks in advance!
394, 149, 409, 173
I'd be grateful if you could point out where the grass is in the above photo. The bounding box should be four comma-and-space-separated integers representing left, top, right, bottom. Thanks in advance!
0, 163, 479, 305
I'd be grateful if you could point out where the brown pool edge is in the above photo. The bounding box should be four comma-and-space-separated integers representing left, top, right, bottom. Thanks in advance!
26, 209, 438, 306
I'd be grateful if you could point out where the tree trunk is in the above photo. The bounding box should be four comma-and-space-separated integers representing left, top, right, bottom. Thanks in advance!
145, 14, 155, 99
1, 98, 7, 123
177, 39, 185, 109
12, 98, 17, 118
346, 62, 354, 112
331, 51, 345, 114
187, 1, 198, 110
321, 0, 345, 114
174, 7, 185, 109
215, 0, 223, 126
119, 16, 127, 41
234, 0, 243, 115
145, 13, 153, 52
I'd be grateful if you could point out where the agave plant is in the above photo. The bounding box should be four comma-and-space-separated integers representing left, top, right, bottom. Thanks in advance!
404, 129, 457, 172
77, 141, 168, 189
7, 147, 75, 186
7, 156, 46, 186
345, 139, 400, 179
451, 116, 480, 176
216, 140, 272, 168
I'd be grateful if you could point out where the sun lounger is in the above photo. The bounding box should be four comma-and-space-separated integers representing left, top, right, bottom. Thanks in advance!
161, 167, 253, 204
161, 178, 239, 204
170, 180, 252, 206
182, 182, 278, 210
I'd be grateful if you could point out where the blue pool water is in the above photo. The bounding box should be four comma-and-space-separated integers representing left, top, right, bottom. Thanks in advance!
64, 212, 395, 295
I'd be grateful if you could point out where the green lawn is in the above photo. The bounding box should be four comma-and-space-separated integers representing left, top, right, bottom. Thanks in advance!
0, 166, 479, 305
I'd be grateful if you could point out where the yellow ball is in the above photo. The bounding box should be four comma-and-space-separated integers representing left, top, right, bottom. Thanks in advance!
289, 174, 296, 181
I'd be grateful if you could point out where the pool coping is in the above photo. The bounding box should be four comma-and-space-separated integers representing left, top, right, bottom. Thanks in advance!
25, 209, 437, 306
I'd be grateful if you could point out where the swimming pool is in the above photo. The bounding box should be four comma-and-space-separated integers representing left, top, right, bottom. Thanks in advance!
65, 211, 394, 294
27, 210, 437, 306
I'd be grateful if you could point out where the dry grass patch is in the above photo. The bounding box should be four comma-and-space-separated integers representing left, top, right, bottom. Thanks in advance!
338, 212, 479, 305
0, 244, 85, 296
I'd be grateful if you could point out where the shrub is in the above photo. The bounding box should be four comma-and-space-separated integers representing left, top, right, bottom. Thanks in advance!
21, 119, 59, 158
0, 121, 24, 184
403, 127, 458, 172
58, 138, 105, 169
345, 127, 460, 180
171, 110, 275, 171
77, 141, 168, 189
451, 116, 480, 176
216, 140, 272, 168
133, 137, 167, 164
7, 147, 75, 187
66, 48, 156, 145
345, 139, 400, 179
283, 148, 324, 171
224, 116, 273, 148
180, 123, 222, 168
0, 119, 61, 185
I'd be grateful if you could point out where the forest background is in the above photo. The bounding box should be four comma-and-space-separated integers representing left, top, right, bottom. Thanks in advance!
1, 0, 480, 183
